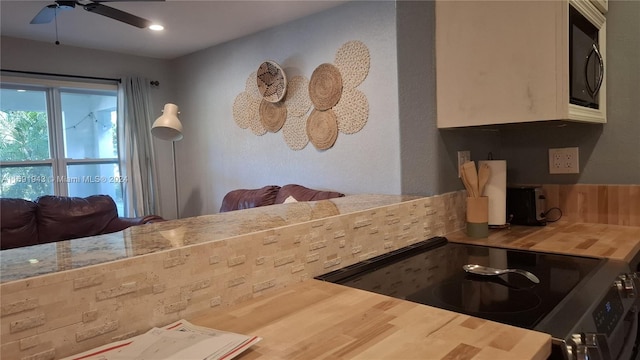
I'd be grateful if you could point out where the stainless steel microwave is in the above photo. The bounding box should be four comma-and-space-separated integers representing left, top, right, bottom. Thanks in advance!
569, 3, 604, 109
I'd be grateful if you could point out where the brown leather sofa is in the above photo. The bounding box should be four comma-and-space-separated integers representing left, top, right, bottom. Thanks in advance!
0, 195, 164, 250
219, 184, 345, 213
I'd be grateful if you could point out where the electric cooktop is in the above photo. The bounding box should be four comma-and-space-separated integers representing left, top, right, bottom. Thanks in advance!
316, 236, 604, 330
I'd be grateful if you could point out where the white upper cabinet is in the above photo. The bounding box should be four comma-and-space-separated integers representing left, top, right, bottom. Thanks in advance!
590, 0, 608, 14
436, 0, 606, 128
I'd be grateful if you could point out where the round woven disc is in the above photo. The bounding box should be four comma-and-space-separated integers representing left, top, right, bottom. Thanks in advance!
309, 63, 343, 111
334, 88, 369, 134
259, 99, 287, 132
283, 113, 309, 151
306, 109, 338, 150
248, 98, 267, 136
257, 61, 287, 103
245, 71, 261, 99
284, 76, 312, 117
232, 92, 254, 129
334, 40, 370, 89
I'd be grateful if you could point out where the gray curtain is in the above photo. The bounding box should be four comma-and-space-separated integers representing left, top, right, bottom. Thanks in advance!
118, 77, 158, 217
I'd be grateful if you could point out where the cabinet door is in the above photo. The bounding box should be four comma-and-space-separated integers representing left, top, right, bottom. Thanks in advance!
436, 1, 564, 128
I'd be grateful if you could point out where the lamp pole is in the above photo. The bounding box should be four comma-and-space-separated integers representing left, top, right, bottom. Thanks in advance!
151, 103, 184, 220
172, 140, 179, 219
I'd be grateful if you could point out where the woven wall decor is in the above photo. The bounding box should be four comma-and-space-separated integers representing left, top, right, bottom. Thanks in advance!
233, 72, 263, 133
283, 113, 309, 151
304, 41, 370, 149
334, 88, 369, 134
245, 71, 261, 99
249, 110, 267, 136
334, 40, 370, 89
284, 76, 312, 117
259, 99, 287, 132
234, 69, 312, 144
232, 40, 369, 150
309, 63, 343, 111
232, 92, 253, 129
257, 61, 287, 103
306, 109, 338, 150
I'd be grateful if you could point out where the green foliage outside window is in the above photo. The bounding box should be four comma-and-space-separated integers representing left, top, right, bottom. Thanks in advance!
0, 110, 53, 199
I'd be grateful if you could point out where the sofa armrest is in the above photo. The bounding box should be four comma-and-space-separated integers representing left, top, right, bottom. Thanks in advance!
103, 215, 166, 234
274, 184, 345, 204
0, 198, 39, 250
219, 185, 281, 212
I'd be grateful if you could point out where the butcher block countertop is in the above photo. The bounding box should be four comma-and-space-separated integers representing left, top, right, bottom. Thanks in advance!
446, 221, 640, 264
191, 279, 551, 360
190, 221, 640, 360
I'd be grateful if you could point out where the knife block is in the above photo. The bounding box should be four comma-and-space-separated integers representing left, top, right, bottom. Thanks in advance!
466, 196, 489, 238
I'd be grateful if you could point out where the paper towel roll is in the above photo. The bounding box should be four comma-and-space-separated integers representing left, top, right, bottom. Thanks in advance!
479, 160, 507, 226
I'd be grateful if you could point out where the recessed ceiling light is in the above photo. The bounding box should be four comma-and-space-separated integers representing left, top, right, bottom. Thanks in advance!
17, 89, 26, 92
28, 258, 39, 264
149, 24, 164, 31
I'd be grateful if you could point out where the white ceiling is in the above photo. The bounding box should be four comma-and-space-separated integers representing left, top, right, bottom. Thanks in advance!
0, 0, 348, 60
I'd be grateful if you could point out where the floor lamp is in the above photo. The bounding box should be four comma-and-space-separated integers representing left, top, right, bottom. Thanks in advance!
151, 103, 183, 219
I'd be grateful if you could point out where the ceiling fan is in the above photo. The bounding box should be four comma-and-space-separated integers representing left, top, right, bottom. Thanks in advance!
30, 0, 164, 29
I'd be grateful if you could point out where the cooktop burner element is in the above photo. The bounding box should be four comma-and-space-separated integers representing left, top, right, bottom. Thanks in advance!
425, 276, 542, 314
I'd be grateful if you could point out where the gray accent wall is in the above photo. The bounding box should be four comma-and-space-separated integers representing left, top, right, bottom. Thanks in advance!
396, 1, 499, 195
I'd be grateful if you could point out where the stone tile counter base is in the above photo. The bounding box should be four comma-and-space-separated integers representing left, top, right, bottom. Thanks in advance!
0, 192, 465, 360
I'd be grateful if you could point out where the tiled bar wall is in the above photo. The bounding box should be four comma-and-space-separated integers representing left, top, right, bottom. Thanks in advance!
0, 191, 466, 360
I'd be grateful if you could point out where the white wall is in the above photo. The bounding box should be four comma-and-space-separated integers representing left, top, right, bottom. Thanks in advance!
171, 1, 400, 217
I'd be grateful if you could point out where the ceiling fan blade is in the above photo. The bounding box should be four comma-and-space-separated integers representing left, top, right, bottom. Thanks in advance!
83, 3, 152, 28
30, 3, 74, 24
91, 0, 164, 2
30, 5, 57, 24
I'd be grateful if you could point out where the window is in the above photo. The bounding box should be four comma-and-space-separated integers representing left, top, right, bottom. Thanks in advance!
0, 78, 124, 214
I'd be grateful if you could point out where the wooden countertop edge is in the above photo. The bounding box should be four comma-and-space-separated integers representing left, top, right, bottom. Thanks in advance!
191, 279, 552, 360
445, 221, 640, 264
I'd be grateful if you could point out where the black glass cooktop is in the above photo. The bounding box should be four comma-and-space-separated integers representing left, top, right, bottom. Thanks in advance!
316, 237, 604, 329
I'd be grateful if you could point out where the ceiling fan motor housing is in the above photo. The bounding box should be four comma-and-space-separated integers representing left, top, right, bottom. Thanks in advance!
56, 1, 76, 10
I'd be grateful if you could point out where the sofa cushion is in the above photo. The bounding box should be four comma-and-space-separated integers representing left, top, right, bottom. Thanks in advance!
274, 184, 345, 204
0, 198, 39, 249
36, 195, 118, 244
219, 185, 281, 213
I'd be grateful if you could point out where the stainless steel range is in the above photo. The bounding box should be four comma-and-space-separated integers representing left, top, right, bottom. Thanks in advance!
316, 237, 640, 360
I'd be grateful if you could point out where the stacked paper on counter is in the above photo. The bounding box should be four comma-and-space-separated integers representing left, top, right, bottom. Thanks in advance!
62, 319, 261, 360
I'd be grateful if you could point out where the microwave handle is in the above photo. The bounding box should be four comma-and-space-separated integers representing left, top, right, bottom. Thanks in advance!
585, 43, 605, 98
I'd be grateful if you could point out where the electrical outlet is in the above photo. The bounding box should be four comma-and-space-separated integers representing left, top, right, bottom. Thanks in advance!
457, 151, 471, 178
548, 147, 579, 174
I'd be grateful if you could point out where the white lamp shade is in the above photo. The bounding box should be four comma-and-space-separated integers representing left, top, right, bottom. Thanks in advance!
151, 103, 183, 141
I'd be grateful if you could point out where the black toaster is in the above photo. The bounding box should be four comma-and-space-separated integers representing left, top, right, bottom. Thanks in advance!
506, 187, 547, 226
